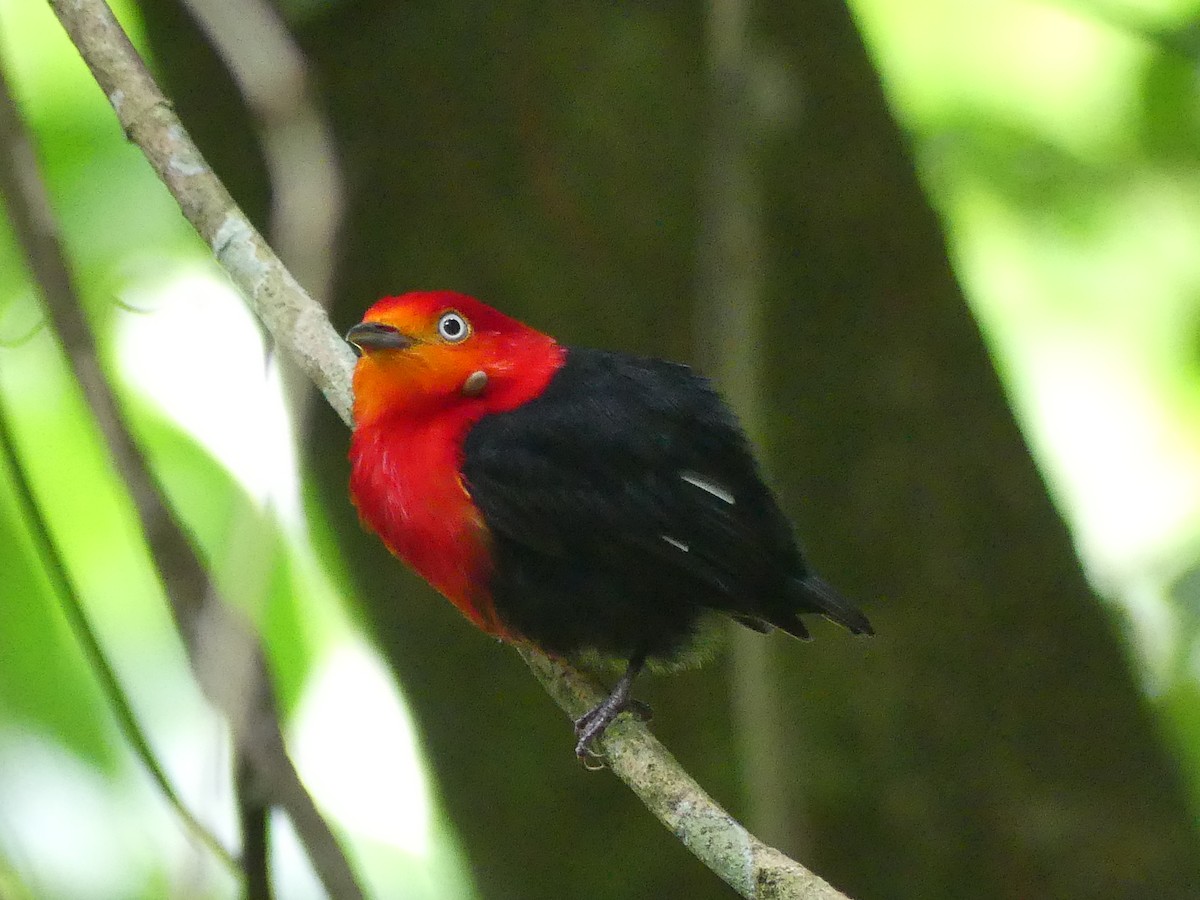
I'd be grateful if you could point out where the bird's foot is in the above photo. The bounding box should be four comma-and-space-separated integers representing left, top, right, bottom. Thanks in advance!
573, 695, 652, 765
572, 652, 649, 768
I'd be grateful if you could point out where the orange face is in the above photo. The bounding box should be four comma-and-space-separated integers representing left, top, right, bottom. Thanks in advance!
346, 291, 564, 426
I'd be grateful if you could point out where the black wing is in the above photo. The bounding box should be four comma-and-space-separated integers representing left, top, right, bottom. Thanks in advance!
461, 348, 868, 657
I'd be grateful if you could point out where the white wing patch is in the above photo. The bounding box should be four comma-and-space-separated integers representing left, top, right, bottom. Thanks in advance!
661, 535, 690, 553
680, 470, 736, 505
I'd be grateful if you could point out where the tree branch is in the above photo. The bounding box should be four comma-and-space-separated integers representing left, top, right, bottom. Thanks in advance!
45, 1, 852, 897
518, 650, 849, 900
236, 750, 273, 900
2, 14, 363, 899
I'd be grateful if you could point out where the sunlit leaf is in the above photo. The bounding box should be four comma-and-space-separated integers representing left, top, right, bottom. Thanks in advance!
0, 450, 116, 769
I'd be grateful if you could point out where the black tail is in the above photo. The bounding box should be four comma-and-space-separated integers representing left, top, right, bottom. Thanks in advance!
790, 575, 874, 636
732, 611, 812, 641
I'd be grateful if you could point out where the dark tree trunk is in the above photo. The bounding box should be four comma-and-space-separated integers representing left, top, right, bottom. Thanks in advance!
751, 3, 1200, 898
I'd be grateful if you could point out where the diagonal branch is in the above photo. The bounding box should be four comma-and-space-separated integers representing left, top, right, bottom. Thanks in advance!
519, 650, 849, 899
45, 1, 852, 897
0, 17, 364, 900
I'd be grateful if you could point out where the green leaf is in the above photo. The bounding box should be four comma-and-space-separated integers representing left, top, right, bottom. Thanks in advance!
0, 420, 117, 771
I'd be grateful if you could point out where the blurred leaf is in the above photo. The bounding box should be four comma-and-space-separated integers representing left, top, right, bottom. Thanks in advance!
1136, 52, 1200, 163
1158, 675, 1200, 815
118, 396, 321, 714
0, 445, 116, 770
0, 851, 34, 900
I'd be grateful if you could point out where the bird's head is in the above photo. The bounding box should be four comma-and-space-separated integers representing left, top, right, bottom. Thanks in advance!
346, 291, 565, 426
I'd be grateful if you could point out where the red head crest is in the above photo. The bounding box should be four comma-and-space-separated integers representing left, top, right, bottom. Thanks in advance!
347, 291, 565, 426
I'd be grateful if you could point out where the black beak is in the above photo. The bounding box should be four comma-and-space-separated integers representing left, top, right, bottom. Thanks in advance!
345, 322, 415, 355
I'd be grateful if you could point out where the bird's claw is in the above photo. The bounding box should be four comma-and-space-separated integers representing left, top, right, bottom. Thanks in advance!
578, 748, 606, 771
573, 713, 609, 764
573, 696, 653, 766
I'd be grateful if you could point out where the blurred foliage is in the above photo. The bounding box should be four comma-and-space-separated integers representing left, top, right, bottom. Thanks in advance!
0, 419, 115, 771
1, 0, 1200, 898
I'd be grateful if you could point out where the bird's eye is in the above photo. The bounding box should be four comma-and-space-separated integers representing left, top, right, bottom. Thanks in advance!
437, 311, 470, 343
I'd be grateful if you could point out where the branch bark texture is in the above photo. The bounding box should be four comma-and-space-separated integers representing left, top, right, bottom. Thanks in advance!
520, 650, 848, 900
46, 1, 850, 897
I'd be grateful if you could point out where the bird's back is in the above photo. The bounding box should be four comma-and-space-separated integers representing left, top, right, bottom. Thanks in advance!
461, 348, 869, 662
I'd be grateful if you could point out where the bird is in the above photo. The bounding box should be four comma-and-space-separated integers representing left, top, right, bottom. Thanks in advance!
345, 291, 872, 761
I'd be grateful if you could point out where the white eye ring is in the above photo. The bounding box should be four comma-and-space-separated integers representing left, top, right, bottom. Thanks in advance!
437, 310, 470, 343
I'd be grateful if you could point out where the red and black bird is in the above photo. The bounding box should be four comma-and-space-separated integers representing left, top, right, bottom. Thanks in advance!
346, 291, 872, 759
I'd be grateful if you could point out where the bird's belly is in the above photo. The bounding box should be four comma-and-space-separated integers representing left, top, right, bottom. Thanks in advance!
487, 537, 727, 667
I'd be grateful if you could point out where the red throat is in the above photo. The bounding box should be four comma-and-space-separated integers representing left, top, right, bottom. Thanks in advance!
350, 415, 504, 633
